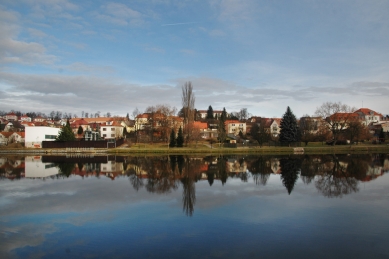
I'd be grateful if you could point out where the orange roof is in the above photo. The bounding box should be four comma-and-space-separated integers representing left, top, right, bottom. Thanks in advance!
354, 108, 382, 116
14, 132, 25, 137
225, 120, 241, 124
136, 114, 149, 119
71, 119, 89, 126
191, 121, 208, 130
0, 132, 13, 137
329, 113, 359, 120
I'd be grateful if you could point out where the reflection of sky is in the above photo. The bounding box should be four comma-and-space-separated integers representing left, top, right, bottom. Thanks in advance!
1, 173, 389, 258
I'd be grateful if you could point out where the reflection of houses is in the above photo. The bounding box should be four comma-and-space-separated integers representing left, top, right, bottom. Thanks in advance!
270, 158, 281, 174
0, 157, 25, 180
226, 158, 247, 174
25, 156, 58, 178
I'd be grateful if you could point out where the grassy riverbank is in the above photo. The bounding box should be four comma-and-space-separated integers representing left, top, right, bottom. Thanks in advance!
1, 142, 388, 155
107, 142, 389, 155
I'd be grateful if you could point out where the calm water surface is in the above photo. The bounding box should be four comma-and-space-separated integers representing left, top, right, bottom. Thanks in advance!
1, 154, 388, 259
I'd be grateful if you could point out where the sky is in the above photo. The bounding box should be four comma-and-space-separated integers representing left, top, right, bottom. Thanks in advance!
1, 0, 389, 118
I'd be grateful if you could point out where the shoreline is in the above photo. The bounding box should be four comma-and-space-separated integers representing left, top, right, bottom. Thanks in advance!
1, 144, 388, 156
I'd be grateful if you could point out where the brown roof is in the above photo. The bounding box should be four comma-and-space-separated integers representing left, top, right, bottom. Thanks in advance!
354, 108, 382, 116
0, 132, 13, 138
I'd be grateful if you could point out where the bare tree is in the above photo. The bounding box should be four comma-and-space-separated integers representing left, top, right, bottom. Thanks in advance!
132, 107, 140, 119
144, 104, 177, 142
182, 81, 195, 145
315, 102, 356, 145
238, 108, 249, 121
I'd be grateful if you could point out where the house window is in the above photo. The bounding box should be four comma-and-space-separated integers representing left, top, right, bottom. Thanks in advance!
103, 128, 107, 131
111, 134, 115, 137
103, 134, 106, 137
111, 128, 115, 131
45, 135, 57, 140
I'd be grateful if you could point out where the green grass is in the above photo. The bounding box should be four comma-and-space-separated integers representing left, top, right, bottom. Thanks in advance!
1, 141, 388, 156
107, 141, 389, 155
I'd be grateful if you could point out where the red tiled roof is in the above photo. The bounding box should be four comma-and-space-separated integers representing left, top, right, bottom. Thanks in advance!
225, 120, 241, 124
15, 132, 25, 138
354, 108, 382, 116
329, 113, 359, 120
191, 121, 208, 130
0, 132, 13, 137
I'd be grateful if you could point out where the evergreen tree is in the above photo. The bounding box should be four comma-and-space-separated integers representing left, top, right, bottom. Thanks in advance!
206, 105, 214, 119
280, 158, 301, 194
169, 129, 176, 147
379, 127, 385, 143
221, 107, 227, 121
56, 119, 76, 141
217, 112, 227, 145
176, 126, 184, 147
77, 125, 83, 135
122, 126, 128, 138
279, 106, 298, 146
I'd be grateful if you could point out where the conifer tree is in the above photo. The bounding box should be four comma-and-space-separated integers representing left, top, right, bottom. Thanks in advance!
77, 125, 83, 135
280, 158, 301, 195
279, 106, 298, 146
379, 128, 385, 143
217, 117, 227, 145
56, 119, 76, 141
206, 105, 214, 119
169, 129, 176, 147
176, 126, 184, 147
221, 107, 227, 121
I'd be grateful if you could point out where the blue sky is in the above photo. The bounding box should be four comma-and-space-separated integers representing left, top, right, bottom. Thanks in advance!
1, 0, 388, 118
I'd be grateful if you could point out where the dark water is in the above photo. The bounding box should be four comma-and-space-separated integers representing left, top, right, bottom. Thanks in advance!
1, 154, 388, 259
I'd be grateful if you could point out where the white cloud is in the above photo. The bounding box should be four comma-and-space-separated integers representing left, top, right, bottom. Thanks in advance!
95, 2, 145, 26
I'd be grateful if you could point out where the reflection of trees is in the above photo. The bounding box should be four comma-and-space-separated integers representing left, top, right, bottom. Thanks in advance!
314, 155, 359, 198
181, 176, 195, 216
217, 156, 228, 185
143, 157, 179, 194
56, 163, 75, 178
300, 155, 321, 184
280, 157, 301, 194
181, 157, 202, 217
247, 156, 272, 186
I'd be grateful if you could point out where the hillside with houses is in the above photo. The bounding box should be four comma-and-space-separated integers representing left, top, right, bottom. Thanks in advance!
0, 104, 388, 148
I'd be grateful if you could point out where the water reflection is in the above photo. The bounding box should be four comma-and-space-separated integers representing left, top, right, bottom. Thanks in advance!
0, 154, 388, 215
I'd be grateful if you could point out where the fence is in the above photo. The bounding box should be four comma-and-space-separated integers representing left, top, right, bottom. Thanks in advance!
42, 138, 125, 149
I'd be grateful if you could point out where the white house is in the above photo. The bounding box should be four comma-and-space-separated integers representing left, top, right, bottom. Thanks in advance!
198, 110, 223, 119
25, 127, 60, 148
225, 120, 247, 136
270, 119, 282, 137
0, 132, 12, 146
100, 121, 123, 139
9, 132, 25, 144
20, 115, 31, 122
354, 108, 384, 126
5, 112, 18, 121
